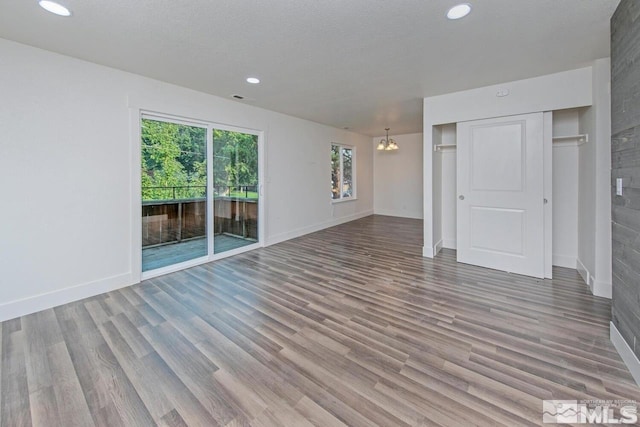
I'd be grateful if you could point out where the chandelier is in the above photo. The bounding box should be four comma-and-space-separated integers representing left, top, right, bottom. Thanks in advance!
377, 128, 399, 151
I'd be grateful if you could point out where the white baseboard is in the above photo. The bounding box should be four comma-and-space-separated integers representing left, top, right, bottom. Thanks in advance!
442, 238, 457, 250
610, 321, 640, 387
552, 254, 577, 269
0, 272, 134, 322
0, 210, 375, 322
433, 239, 443, 256
0, 210, 374, 322
576, 258, 592, 291
372, 208, 423, 220
266, 210, 374, 246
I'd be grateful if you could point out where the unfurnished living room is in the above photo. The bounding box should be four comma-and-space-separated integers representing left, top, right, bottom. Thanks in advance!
2, 1, 640, 426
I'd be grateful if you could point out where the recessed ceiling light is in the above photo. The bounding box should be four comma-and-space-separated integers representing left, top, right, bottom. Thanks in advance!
447, 3, 471, 20
39, 0, 72, 16
246, 77, 260, 84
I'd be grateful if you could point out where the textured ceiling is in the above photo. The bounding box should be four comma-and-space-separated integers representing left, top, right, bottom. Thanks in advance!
0, 0, 619, 136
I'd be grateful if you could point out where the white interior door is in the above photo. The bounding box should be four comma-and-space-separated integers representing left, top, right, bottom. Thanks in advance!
456, 112, 545, 278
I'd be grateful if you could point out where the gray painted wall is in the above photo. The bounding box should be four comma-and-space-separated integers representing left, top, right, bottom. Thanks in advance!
611, 0, 640, 359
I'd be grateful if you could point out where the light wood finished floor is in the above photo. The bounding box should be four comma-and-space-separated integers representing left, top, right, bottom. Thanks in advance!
2, 215, 639, 426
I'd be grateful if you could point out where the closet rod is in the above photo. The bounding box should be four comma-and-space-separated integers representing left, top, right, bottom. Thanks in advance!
552, 133, 588, 143
433, 144, 457, 152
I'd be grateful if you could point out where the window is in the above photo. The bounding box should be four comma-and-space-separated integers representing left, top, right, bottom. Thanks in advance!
331, 143, 355, 201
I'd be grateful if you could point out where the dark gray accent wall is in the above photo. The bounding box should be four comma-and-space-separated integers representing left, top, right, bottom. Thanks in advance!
611, 0, 640, 358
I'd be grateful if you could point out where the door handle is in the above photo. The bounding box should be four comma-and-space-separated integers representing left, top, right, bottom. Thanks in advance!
459, 195, 465, 200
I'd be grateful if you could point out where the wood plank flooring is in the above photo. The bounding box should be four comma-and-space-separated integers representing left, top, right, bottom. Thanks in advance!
1, 215, 639, 426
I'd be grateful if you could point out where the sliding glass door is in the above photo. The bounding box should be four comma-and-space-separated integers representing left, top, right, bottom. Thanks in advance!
141, 117, 208, 272
213, 129, 259, 254
140, 114, 261, 275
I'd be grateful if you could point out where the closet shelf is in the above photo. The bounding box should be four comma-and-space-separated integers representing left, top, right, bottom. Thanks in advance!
434, 134, 588, 151
433, 144, 457, 152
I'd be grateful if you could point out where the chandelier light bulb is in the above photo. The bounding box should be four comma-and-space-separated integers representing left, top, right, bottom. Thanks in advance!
378, 128, 399, 152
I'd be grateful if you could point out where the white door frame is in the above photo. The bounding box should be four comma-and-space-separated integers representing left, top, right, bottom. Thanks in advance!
543, 112, 553, 279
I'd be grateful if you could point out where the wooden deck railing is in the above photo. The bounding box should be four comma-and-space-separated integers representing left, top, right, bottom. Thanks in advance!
141, 185, 258, 248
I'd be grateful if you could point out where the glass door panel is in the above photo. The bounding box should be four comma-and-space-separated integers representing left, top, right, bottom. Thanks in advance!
212, 129, 259, 253
141, 117, 207, 271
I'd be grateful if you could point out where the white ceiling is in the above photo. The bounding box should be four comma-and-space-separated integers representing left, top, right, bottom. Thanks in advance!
0, 0, 619, 136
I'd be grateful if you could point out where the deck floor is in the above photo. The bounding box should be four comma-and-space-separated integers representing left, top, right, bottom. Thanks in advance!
142, 234, 255, 271
2, 215, 639, 426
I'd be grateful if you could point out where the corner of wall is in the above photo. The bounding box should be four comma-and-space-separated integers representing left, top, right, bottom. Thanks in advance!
422, 117, 434, 257
433, 239, 443, 256
593, 279, 612, 299
576, 250, 611, 299
266, 209, 373, 246
422, 245, 434, 258
442, 239, 457, 250
576, 257, 593, 292
552, 255, 577, 269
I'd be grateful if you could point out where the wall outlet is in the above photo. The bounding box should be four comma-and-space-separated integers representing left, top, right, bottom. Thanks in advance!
616, 178, 623, 196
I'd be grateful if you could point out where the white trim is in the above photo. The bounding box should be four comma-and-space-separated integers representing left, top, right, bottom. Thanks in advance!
258, 130, 266, 247
610, 321, 640, 387
267, 210, 373, 246
433, 239, 443, 256
442, 238, 457, 250
0, 273, 134, 322
372, 208, 423, 220
576, 258, 592, 290
130, 107, 143, 285
206, 125, 215, 258
543, 111, 553, 279
552, 254, 577, 269
332, 197, 358, 204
